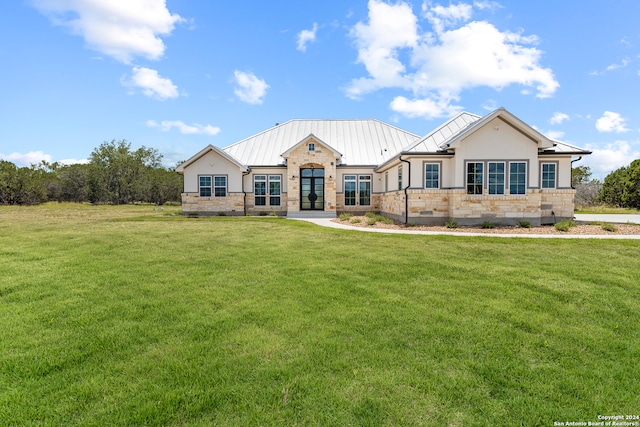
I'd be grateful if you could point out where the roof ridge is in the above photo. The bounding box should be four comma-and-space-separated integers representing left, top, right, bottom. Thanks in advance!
403, 112, 481, 152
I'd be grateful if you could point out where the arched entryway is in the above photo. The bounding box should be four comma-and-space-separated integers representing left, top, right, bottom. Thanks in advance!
300, 167, 324, 210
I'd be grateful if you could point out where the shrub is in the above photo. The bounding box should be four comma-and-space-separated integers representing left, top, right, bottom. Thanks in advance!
601, 223, 617, 232
350, 218, 361, 224
367, 217, 378, 226
445, 220, 458, 229
268, 211, 278, 217
481, 221, 495, 229
217, 211, 227, 216
365, 212, 376, 219
258, 211, 268, 216
554, 219, 577, 232
518, 220, 531, 228
339, 213, 353, 221
379, 216, 394, 225
188, 212, 199, 218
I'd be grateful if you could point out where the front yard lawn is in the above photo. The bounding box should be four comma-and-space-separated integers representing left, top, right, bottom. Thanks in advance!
1, 204, 638, 426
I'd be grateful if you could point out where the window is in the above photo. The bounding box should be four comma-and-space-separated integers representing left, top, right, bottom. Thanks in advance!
359, 175, 371, 206
425, 163, 440, 189
384, 172, 388, 192
398, 165, 403, 191
344, 175, 357, 206
308, 143, 315, 152
541, 163, 556, 189
254, 175, 280, 206
467, 162, 483, 195
269, 175, 281, 206
343, 175, 371, 206
199, 176, 212, 197
488, 162, 505, 195
509, 162, 526, 195
254, 175, 266, 206
214, 176, 227, 197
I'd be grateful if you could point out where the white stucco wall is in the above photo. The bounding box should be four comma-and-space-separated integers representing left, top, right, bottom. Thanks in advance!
182, 150, 245, 193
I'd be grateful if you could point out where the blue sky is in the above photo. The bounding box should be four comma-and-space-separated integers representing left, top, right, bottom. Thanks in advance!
2, 0, 639, 179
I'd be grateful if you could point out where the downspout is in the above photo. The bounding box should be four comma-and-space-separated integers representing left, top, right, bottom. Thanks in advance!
399, 155, 411, 225
570, 156, 582, 189
242, 169, 251, 216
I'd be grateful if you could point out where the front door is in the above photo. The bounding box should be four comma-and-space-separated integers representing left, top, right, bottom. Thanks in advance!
300, 168, 324, 210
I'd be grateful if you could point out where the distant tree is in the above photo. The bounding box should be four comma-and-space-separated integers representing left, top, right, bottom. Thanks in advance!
572, 165, 592, 187
89, 139, 163, 204
599, 159, 640, 209
0, 160, 49, 205
572, 165, 601, 207
56, 163, 92, 202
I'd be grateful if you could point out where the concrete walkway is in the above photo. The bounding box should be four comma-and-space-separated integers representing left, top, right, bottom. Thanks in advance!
290, 215, 640, 239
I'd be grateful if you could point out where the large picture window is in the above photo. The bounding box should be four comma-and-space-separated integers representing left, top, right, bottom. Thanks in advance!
425, 163, 440, 189
488, 162, 505, 195
214, 176, 227, 197
467, 162, 483, 195
199, 176, 212, 197
254, 175, 281, 206
541, 163, 557, 189
344, 175, 371, 206
509, 162, 526, 195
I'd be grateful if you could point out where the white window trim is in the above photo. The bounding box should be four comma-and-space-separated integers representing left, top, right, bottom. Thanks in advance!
213, 175, 227, 198
343, 174, 371, 206
424, 162, 441, 189
488, 161, 506, 195
541, 162, 557, 189
508, 161, 527, 195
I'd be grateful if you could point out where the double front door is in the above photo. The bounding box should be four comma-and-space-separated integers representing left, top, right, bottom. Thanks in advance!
300, 168, 324, 210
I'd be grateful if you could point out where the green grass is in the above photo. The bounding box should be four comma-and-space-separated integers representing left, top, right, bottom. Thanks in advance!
1, 203, 639, 426
575, 205, 640, 214
555, 219, 577, 232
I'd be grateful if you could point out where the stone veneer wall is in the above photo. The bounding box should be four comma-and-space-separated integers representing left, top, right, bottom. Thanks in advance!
285, 139, 337, 214
245, 193, 289, 215
335, 193, 382, 214
378, 188, 576, 226
181, 193, 245, 215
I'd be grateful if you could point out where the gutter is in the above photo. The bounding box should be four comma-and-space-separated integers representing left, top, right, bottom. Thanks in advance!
570, 156, 582, 190
241, 168, 251, 215
399, 155, 410, 225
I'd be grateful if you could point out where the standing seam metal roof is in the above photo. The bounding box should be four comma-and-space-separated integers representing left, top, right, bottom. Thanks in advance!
222, 119, 420, 166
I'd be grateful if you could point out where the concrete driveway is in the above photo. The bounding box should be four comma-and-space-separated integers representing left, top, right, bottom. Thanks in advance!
574, 214, 640, 224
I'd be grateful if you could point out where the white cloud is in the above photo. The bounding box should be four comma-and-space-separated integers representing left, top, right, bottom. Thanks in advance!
347, 0, 559, 119
584, 140, 640, 178
550, 112, 570, 125
233, 70, 269, 105
0, 151, 52, 166
544, 130, 565, 140
390, 95, 463, 119
123, 67, 179, 100
32, 0, 184, 64
596, 111, 629, 133
297, 23, 318, 52
147, 120, 220, 136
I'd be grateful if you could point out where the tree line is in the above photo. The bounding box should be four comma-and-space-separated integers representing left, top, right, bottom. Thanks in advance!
0, 140, 183, 206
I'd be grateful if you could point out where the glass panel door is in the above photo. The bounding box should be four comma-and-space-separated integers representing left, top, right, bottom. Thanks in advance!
300, 168, 324, 210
